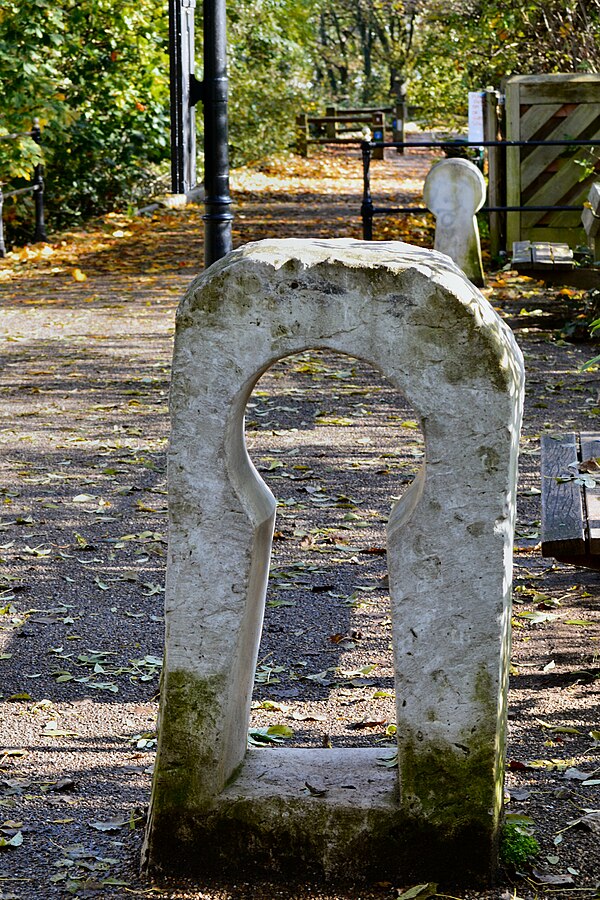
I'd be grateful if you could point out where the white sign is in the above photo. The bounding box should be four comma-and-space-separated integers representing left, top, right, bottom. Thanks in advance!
468, 91, 485, 144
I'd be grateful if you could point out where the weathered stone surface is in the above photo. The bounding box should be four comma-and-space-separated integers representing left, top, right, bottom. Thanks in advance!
423, 158, 487, 286
143, 237, 524, 885
582, 183, 600, 261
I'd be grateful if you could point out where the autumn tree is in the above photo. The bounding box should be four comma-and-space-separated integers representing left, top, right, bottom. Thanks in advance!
2, 0, 600, 240
227, 0, 317, 164
314, 0, 418, 104
409, 0, 600, 124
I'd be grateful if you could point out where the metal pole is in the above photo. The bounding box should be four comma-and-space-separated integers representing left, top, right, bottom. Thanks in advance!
361, 140, 373, 240
31, 119, 47, 243
202, 0, 233, 267
0, 186, 6, 258
169, 0, 185, 193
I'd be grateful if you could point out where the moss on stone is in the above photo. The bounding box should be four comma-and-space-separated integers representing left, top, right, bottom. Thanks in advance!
399, 665, 501, 836
151, 668, 227, 813
145, 779, 498, 886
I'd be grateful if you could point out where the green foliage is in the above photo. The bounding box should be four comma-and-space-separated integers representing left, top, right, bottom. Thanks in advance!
314, 0, 416, 106
0, 0, 316, 229
580, 305, 600, 371
500, 822, 540, 870
409, 0, 600, 127
42, 0, 170, 226
0, 0, 169, 237
228, 0, 318, 165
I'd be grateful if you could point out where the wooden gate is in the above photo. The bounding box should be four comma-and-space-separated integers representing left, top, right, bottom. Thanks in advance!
506, 74, 600, 248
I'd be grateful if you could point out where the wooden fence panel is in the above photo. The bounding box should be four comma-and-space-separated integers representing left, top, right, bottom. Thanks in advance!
506, 74, 600, 248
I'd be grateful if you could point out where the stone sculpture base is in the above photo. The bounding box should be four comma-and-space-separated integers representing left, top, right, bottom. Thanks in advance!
148, 749, 498, 885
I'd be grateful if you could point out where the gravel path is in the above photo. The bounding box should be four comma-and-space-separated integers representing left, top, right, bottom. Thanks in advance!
0, 149, 599, 900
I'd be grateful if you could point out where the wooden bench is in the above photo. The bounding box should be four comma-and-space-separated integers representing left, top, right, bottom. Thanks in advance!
541, 432, 600, 568
512, 240, 574, 272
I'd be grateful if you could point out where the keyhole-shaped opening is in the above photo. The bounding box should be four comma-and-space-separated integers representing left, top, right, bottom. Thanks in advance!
245, 349, 425, 751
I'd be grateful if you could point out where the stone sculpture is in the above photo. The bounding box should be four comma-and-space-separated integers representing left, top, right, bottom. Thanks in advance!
423, 157, 487, 286
143, 238, 524, 886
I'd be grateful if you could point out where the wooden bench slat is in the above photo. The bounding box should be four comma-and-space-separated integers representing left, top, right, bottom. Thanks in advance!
541, 433, 586, 558
512, 240, 574, 270
549, 243, 574, 266
531, 242, 555, 269
512, 240, 532, 266
530, 242, 574, 268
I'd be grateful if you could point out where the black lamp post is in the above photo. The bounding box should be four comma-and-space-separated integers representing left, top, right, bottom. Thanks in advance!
201, 0, 233, 266
169, 0, 233, 267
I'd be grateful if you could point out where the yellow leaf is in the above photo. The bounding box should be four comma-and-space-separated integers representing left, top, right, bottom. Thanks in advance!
71, 268, 87, 282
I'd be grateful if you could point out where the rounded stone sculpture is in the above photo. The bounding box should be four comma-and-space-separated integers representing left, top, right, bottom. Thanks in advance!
143, 238, 524, 887
423, 157, 487, 286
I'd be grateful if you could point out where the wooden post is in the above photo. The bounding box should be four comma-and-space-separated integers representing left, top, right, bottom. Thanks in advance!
393, 100, 406, 155
325, 106, 337, 140
31, 119, 47, 244
504, 79, 521, 250
296, 113, 308, 157
372, 111, 384, 160
484, 90, 502, 257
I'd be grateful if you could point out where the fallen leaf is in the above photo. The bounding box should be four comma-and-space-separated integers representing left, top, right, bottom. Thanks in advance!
0, 831, 22, 849
42, 721, 80, 738
536, 719, 581, 735
247, 725, 294, 746
89, 816, 129, 832
516, 610, 557, 624
51, 777, 76, 793
291, 711, 327, 722
252, 700, 289, 713
572, 810, 600, 833
348, 717, 388, 730
397, 883, 437, 900
531, 869, 574, 886
562, 767, 595, 781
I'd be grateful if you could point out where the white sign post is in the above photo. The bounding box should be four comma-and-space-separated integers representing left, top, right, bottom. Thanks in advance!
468, 91, 485, 145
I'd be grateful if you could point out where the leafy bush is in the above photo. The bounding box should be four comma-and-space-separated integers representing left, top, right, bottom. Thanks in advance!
0, 0, 170, 241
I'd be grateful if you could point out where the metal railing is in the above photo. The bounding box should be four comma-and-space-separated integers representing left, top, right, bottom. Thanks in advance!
0, 120, 47, 257
360, 138, 600, 243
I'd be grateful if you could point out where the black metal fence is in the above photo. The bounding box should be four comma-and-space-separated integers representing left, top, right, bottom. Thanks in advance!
360, 137, 600, 247
0, 120, 47, 257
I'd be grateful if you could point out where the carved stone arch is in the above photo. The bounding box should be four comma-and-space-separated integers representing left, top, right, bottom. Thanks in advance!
143, 239, 524, 886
